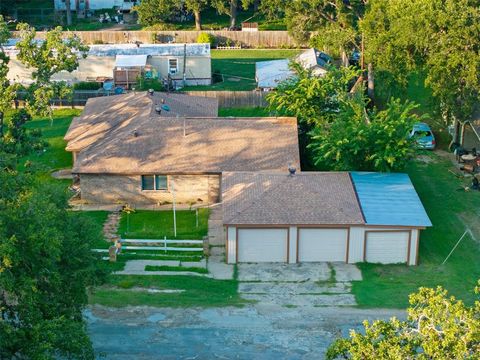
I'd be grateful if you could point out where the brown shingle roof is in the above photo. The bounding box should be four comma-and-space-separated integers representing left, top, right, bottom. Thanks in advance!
222, 172, 365, 225
72, 117, 300, 174
64, 92, 219, 151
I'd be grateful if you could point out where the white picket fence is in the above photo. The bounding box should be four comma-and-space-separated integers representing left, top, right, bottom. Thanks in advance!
121, 238, 204, 252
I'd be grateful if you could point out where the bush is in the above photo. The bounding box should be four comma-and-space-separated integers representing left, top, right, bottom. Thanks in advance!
137, 76, 164, 91
197, 33, 215, 47
73, 82, 102, 90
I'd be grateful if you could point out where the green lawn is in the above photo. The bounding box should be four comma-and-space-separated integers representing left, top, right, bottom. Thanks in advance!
19, 109, 80, 173
352, 153, 480, 308
90, 275, 244, 307
144, 265, 209, 274
118, 209, 209, 239
183, 49, 300, 91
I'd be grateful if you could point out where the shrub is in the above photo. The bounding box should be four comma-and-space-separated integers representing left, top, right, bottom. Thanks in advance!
197, 33, 215, 47
73, 81, 102, 90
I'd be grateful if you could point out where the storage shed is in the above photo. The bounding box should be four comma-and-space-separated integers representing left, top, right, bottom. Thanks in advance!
222, 171, 431, 265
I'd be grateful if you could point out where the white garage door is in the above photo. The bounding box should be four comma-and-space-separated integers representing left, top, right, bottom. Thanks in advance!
365, 231, 410, 264
298, 228, 348, 262
237, 228, 288, 263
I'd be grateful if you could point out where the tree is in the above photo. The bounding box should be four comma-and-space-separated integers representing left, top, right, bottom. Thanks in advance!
185, 0, 209, 30
211, 0, 240, 28
280, 0, 366, 54
361, 0, 480, 134
0, 16, 16, 138
309, 95, 420, 172
15, 24, 88, 118
1, 109, 46, 156
133, 0, 179, 27
0, 163, 109, 359
268, 65, 420, 172
327, 282, 480, 359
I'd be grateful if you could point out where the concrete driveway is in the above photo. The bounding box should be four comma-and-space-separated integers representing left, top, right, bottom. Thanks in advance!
237, 263, 362, 306
87, 305, 405, 360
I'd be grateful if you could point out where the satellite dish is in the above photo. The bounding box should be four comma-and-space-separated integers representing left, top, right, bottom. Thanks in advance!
161, 104, 170, 112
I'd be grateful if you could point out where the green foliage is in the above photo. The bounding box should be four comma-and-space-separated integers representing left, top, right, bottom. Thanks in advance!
268, 66, 420, 171
15, 24, 88, 117
327, 282, 480, 359
361, 0, 480, 123
309, 96, 420, 171
284, 0, 365, 48
73, 81, 102, 90
1, 109, 46, 156
133, 0, 179, 26
136, 76, 164, 91
0, 170, 108, 359
197, 32, 216, 46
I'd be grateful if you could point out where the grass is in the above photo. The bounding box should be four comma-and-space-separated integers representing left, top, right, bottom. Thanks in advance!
118, 209, 209, 240
90, 275, 245, 307
144, 265, 208, 274
183, 49, 300, 91
19, 109, 81, 173
352, 153, 480, 308
219, 106, 271, 117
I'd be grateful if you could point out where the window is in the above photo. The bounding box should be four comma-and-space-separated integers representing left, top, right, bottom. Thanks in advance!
141, 175, 168, 191
168, 59, 178, 75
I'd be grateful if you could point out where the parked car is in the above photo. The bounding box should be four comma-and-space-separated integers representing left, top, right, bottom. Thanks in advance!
410, 123, 436, 150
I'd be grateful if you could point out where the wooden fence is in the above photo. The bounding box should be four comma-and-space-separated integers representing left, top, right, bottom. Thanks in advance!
17, 89, 268, 108
12, 30, 301, 48
184, 90, 268, 107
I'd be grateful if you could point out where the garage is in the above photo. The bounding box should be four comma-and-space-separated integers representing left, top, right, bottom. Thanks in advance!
237, 228, 288, 263
365, 231, 410, 264
297, 228, 348, 262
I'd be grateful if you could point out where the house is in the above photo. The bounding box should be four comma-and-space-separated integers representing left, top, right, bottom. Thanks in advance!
223, 171, 431, 265
6, 42, 212, 88
65, 92, 301, 205
54, 0, 139, 12
255, 48, 332, 89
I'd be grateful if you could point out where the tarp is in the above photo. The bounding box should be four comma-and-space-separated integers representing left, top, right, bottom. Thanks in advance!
115, 55, 148, 68
255, 59, 294, 89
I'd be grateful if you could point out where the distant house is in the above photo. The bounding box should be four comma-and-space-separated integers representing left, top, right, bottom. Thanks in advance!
6, 42, 211, 88
54, 0, 139, 11
223, 171, 431, 265
255, 48, 332, 89
65, 92, 300, 205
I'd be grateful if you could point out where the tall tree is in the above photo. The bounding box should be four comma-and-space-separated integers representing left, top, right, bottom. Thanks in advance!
15, 24, 88, 118
0, 169, 107, 359
185, 0, 209, 30
0, 16, 16, 138
327, 282, 480, 359
212, 0, 240, 28
361, 0, 480, 135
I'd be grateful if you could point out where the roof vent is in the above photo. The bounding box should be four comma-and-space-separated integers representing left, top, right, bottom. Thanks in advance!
288, 165, 296, 176
148, 89, 154, 96
133, 129, 139, 137
154, 105, 162, 115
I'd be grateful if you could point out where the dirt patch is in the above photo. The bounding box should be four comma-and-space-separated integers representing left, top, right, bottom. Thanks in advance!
416, 155, 436, 164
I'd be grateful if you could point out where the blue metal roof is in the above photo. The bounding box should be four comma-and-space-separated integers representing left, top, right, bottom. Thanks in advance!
350, 172, 432, 227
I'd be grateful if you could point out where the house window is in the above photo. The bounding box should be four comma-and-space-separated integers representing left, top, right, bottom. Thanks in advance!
141, 175, 168, 191
168, 59, 178, 75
